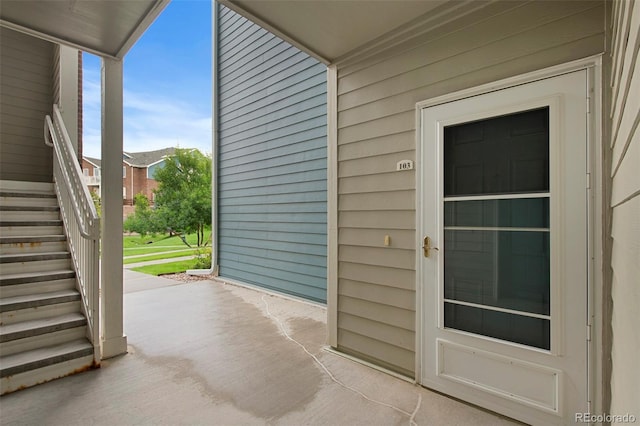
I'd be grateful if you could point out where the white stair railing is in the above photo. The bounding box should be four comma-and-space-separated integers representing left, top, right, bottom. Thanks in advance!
45, 104, 100, 362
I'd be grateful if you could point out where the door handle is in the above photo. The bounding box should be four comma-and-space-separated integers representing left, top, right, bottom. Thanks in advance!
423, 236, 439, 257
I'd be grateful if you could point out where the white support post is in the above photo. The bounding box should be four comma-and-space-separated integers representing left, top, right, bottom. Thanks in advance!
100, 57, 127, 359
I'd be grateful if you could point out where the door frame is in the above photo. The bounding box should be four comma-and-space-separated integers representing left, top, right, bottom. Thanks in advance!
414, 55, 604, 417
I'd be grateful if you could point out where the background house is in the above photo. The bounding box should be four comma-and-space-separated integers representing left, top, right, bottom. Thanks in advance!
82, 147, 176, 217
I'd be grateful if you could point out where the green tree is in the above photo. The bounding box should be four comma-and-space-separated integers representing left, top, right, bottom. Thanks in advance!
123, 193, 159, 237
153, 148, 211, 246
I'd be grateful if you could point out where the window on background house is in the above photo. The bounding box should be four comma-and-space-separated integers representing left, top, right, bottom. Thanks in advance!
95, 168, 100, 177
83, 168, 89, 176
123, 166, 126, 178
123, 187, 126, 199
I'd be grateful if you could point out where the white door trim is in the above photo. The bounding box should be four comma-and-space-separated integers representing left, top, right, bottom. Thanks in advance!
414, 55, 603, 416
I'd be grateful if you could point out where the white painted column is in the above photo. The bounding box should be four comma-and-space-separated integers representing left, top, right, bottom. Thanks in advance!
58, 46, 79, 155
100, 57, 127, 359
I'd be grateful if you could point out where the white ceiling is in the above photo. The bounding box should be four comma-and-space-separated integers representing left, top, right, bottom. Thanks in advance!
0, 0, 170, 58
221, 0, 451, 64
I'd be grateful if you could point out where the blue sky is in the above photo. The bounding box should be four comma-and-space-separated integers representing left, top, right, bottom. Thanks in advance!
82, 0, 212, 159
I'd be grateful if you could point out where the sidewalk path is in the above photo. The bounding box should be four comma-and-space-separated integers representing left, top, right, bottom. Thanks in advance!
124, 255, 197, 269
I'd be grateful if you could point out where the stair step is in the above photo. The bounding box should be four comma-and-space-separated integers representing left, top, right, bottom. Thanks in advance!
0, 220, 62, 227
0, 290, 80, 313
0, 277, 76, 299
0, 236, 67, 255
0, 313, 86, 343
0, 270, 76, 286
0, 205, 60, 212
0, 180, 54, 194
0, 208, 60, 221
0, 191, 57, 206
0, 235, 66, 244
0, 258, 71, 275
0, 223, 63, 237
0, 338, 93, 379
0, 191, 55, 199
0, 251, 70, 264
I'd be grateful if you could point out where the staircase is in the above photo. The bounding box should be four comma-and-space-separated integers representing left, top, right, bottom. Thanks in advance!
0, 180, 95, 395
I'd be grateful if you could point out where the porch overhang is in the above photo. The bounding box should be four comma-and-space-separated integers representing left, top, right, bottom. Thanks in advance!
0, 0, 170, 59
219, 0, 477, 65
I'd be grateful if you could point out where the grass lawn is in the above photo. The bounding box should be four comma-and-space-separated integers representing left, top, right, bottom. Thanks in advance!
131, 258, 199, 276
123, 246, 195, 257
123, 249, 207, 265
123, 231, 211, 249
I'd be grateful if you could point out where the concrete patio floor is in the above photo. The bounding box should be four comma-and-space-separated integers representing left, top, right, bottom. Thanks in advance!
0, 273, 519, 425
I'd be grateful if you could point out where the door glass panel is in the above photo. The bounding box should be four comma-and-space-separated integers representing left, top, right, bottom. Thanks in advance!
444, 303, 550, 350
444, 107, 549, 197
444, 198, 549, 228
443, 107, 551, 350
444, 230, 550, 315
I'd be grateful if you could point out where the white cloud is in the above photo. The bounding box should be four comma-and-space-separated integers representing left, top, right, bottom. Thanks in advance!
82, 66, 212, 159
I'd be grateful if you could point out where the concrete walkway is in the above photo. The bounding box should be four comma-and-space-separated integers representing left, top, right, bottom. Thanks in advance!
0, 277, 519, 425
124, 255, 197, 269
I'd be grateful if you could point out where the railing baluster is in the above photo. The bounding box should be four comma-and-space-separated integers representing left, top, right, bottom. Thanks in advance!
45, 105, 101, 363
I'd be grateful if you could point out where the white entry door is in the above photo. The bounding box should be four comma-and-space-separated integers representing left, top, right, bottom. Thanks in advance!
420, 70, 590, 425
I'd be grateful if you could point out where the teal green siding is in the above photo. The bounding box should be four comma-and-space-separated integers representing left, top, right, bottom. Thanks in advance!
217, 5, 327, 302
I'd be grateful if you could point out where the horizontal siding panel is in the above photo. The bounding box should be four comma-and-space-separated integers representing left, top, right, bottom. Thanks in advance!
339, 312, 415, 351
220, 235, 327, 260
339, 151, 415, 178
338, 5, 603, 114
338, 131, 415, 160
219, 227, 326, 246
339, 210, 415, 230
219, 211, 325, 225
339, 295, 415, 331
1, 28, 53, 182
221, 115, 327, 148
221, 93, 326, 137
611, 42, 640, 167
339, 171, 415, 194
611, 125, 640, 206
219, 127, 325, 159
219, 168, 326, 190
609, 0, 638, 119
217, 8, 327, 302
220, 55, 318, 110
339, 262, 415, 290
219, 37, 287, 85
333, 0, 604, 378
218, 179, 326, 199
220, 157, 326, 183
219, 191, 326, 207
220, 46, 301, 92
339, 228, 416, 250
219, 202, 327, 214
338, 111, 414, 145
218, 250, 326, 278
340, 245, 415, 270
339, 191, 415, 211
220, 104, 326, 141
339, 279, 415, 311
217, 220, 326, 235
338, 1, 599, 95
220, 73, 326, 125
338, 329, 414, 374
219, 265, 326, 303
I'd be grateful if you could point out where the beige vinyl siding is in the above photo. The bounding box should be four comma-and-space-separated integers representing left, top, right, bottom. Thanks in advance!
0, 28, 54, 182
335, 0, 605, 376
608, 0, 640, 417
